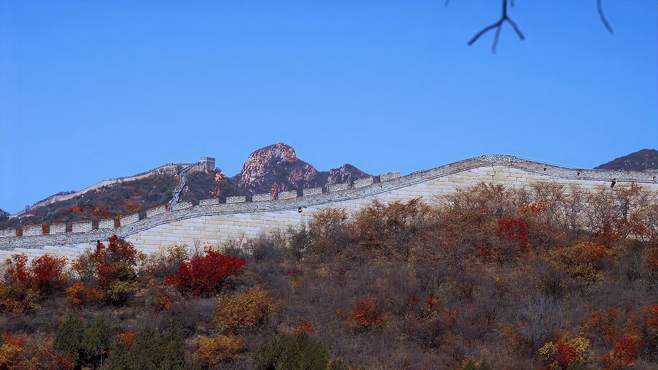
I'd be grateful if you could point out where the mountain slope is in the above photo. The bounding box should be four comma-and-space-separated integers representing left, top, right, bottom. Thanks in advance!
596, 149, 658, 171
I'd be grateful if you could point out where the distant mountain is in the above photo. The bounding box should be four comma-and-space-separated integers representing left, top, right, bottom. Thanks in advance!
596, 149, 658, 171
0, 209, 7, 218
0, 143, 370, 230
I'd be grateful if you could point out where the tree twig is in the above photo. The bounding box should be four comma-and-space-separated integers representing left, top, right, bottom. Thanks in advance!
597, 0, 614, 34
467, 0, 525, 53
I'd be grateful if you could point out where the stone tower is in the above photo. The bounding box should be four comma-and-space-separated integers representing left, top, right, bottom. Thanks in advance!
199, 156, 216, 172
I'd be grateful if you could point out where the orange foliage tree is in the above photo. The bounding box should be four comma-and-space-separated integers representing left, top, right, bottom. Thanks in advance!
71, 235, 140, 305
213, 287, 275, 333
347, 298, 387, 331
0, 254, 67, 313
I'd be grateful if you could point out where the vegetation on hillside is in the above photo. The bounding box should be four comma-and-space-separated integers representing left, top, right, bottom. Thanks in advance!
1, 183, 657, 369
0, 174, 179, 230
596, 149, 658, 172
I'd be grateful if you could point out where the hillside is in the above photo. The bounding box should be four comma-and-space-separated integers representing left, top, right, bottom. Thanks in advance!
1, 185, 657, 369
596, 149, 658, 171
0, 143, 369, 230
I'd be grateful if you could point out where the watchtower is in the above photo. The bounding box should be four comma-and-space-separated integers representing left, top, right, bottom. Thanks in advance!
199, 156, 216, 172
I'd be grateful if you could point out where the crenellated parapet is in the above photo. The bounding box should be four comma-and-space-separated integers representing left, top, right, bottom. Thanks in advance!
277, 190, 298, 200
2, 155, 658, 258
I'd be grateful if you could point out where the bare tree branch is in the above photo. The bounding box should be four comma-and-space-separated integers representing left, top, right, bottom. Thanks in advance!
467, 0, 525, 53
448, 0, 614, 52
597, 0, 614, 34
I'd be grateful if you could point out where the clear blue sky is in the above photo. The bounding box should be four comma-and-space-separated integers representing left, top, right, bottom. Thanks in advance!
0, 1, 656, 213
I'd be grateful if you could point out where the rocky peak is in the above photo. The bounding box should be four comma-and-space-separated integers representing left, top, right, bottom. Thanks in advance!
596, 149, 658, 171
240, 143, 300, 183
325, 164, 370, 185
238, 143, 318, 195
237, 143, 370, 195
0, 208, 7, 218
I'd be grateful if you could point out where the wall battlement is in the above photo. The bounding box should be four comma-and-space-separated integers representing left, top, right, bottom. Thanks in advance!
1, 155, 657, 261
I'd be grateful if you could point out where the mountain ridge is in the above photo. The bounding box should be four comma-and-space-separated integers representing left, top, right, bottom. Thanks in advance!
0, 143, 370, 229
596, 149, 658, 171
4, 146, 655, 230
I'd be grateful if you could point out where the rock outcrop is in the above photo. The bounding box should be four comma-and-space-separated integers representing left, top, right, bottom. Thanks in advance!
237, 143, 370, 195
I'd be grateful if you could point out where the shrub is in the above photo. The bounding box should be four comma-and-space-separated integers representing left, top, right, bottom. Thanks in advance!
496, 217, 529, 251
582, 308, 621, 347
140, 244, 189, 279
538, 336, 590, 370
0, 256, 40, 313
603, 335, 641, 369
104, 328, 185, 370
53, 314, 112, 368
214, 287, 275, 333
350, 198, 433, 261
30, 254, 67, 294
194, 335, 245, 367
5, 254, 30, 284
72, 235, 140, 305
0, 253, 66, 313
0, 333, 27, 368
166, 249, 246, 296
254, 333, 330, 370
548, 241, 612, 284
306, 208, 350, 258
461, 359, 493, 370
65, 282, 102, 306
347, 298, 387, 331
292, 320, 314, 336
12, 335, 74, 370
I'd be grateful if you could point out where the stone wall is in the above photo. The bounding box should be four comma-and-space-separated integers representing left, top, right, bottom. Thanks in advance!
1, 155, 657, 261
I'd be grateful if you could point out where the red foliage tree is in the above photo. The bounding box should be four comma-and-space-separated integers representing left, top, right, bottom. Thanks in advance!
553, 338, 577, 370
71, 235, 139, 305
30, 255, 67, 294
603, 335, 640, 369
347, 298, 386, 331
5, 254, 30, 284
90, 235, 138, 289
166, 250, 246, 296
292, 320, 314, 336
643, 304, 658, 330
496, 217, 529, 251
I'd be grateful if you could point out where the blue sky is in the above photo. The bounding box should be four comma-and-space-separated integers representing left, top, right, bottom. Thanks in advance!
0, 1, 656, 213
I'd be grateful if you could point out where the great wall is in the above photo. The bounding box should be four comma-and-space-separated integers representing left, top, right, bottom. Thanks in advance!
1, 155, 657, 261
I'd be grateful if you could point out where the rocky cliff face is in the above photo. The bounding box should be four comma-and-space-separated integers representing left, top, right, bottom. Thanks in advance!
0, 143, 370, 229
596, 149, 658, 171
318, 163, 370, 186
237, 143, 370, 195
238, 143, 318, 195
